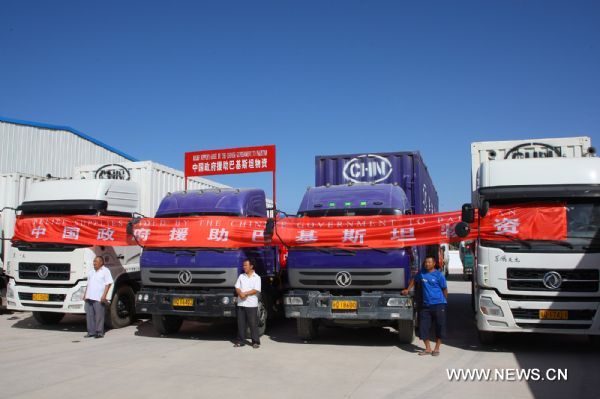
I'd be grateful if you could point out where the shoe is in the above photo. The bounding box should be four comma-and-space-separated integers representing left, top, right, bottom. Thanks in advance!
432, 351, 440, 356
234, 342, 245, 347
418, 351, 432, 356
84, 334, 95, 338
252, 343, 260, 349
95, 333, 104, 339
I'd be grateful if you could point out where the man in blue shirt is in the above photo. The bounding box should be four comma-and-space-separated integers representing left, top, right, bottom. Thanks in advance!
402, 255, 448, 356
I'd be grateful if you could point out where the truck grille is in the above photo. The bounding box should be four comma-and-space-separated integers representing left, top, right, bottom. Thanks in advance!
507, 268, 599, 292
511, 308, 596, 321
142, 268, 238, 287
18, 263, 71, 281
288, 268, 405, 289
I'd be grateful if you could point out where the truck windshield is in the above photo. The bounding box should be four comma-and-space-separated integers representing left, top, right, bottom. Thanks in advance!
298, 208, 403, 217
483, 199, 600, 252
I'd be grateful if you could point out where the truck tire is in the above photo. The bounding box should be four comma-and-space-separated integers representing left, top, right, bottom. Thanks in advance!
478, 330, 496, 345
257, 297, 268, 336
297, 318, 319, 340
33, 311, 64, 325
397, 319, 415, 344
152, 314, 183, 335
106, 285, 136, 329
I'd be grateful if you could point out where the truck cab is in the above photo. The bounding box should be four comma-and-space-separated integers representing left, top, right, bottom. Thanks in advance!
7, 179, 140, 327
459, 138, 600, 344
136, 188, 281, 336
284, 183, 420, 342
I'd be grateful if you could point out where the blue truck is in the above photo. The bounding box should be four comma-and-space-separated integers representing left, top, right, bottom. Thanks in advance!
135, 188, 282, 335
283, 152, 439, 343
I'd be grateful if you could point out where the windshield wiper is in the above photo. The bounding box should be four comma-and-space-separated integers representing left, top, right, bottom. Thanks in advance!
537, 240, 574, 249
485, 235, 532, 249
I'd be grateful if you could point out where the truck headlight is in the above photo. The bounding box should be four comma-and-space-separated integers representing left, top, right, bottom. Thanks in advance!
284, 296, 304, 305
71, 286, 86, 302
479, 296, 503, 317
137, 294, 143, 302
7, 286, 14, 299
387, 297, 412, 307
222, 297, 231, 305
143, 294, 150, 302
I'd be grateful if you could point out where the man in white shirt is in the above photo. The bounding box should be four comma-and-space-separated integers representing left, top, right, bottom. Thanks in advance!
234, 259, 262, 348
83, 256, 114, 338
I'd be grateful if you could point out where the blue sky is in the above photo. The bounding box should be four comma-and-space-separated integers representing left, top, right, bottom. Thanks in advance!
1, 0, 599, 213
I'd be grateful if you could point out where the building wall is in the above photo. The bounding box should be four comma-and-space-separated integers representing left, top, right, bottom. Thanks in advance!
0, 120, 133, 178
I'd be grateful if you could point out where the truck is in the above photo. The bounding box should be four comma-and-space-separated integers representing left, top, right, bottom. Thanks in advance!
456, 137, 600, 344
283, 152, 439, 343
6, 161, 227, 327
136, 188, 283, 335
0, 173, 47, 308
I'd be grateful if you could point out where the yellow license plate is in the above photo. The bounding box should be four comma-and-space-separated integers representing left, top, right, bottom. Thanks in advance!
172, 297, 194, 307
332, 300, 358, 310
539, 310, 568, 320
32, 293, 49, 301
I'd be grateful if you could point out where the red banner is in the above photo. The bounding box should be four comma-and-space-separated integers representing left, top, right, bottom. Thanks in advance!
13, 215, 135, 246
185, 145, 276, 177
13, 204, 566, 249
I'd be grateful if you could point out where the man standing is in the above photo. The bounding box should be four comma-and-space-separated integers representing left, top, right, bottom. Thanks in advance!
402, 255, 448, 356
83, 256, 113, 338
234, 259, 262, 348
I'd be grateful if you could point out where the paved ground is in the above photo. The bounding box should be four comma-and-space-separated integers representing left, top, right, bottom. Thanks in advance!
0, 277, 598, 399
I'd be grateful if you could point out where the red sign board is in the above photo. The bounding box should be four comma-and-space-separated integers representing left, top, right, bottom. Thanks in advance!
185, 145, 276, 177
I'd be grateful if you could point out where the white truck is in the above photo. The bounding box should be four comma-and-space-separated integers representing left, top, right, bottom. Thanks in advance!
6, 161, 228, 327
0, 173, 47, 308
456, 137, 600, 344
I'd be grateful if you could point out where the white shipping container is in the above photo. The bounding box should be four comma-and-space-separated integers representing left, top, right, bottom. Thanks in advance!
0, 173, 47, 274
470, 136, 592, 204
73, 161, 231, 217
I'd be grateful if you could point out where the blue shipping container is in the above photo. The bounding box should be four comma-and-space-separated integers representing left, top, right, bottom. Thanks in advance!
315, 152, 439, 215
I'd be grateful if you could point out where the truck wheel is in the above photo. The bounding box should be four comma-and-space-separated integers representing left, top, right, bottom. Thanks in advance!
478, 330, 496, 345
33, 311, 64, 325
152, 314, 183, 335
397, 319, 415, 344
257, 297, 267, 336
106, 285, 136, 329
297, 318, 319, 340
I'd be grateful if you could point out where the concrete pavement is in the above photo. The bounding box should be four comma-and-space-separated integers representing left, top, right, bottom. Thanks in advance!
0, 278, 597, 399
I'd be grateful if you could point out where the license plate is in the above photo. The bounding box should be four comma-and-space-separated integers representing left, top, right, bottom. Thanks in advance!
332, 300, 357, 310
32, 293, 49, 301
172, 297, 194, 307
539, 310, 568, 320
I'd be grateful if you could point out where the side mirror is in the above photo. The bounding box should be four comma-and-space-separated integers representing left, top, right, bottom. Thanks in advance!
455, 222, 471, 238
461, 203, 475, 224
479, 200, 489, 218
264, 218, 275, 241
126, 217, 142, 236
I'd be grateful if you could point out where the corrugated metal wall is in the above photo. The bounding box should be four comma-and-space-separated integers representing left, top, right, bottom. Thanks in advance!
0, 120, 131, 177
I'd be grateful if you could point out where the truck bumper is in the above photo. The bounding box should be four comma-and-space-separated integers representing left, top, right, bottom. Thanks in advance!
283, 290, 413, 320
477, 288, 600, 335
6, 279, 87, 314
135, 288, 237, 318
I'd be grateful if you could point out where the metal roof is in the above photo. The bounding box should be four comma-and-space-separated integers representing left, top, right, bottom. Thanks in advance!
0, 116, 138, 161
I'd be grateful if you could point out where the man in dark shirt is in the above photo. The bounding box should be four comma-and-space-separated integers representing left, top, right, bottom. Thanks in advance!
402, 255, 448, 356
